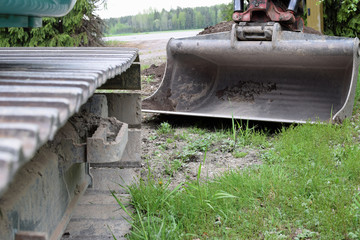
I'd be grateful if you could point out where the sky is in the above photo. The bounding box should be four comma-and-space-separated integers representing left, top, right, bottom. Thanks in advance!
96, 0, 232, 19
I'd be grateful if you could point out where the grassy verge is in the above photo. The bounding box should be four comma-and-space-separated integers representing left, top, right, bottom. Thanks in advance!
105, 29, 203, 38
117, 77, 360, 239
105, 40, 127, 47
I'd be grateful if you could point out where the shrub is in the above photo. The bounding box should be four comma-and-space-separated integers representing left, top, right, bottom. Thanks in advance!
0, 0, 105, 47
320, 0, 360, 37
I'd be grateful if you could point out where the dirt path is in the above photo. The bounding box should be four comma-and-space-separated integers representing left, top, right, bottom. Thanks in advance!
120, 39, 168, 66
106, 30, 200, 66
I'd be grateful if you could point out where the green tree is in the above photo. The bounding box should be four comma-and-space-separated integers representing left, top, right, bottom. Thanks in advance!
179, 12, 186, 29
153, 19, 160, 31
195, 11, 205, 28
319, 0, 360, 37
0, 0, 105, 47
171, 12, 179, 29
160, 11, 169, 31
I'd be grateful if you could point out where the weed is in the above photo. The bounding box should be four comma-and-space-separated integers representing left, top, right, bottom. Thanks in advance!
174, 131, 188, 140
157, 143, 168, 151
164, 159, 183, 176
174, 135, 212, 162
294, 229, 318, 240
187, 137, 210, 152
220, 138, 235, 153
188, 126, 207, 135
176, 148, 198, 162
157, 122, 174, 135
232, 151, 248, 158
141, 64, 150, 71
141, 75, 156, 84
148, 135, 157, 141
229, 117, 269, 149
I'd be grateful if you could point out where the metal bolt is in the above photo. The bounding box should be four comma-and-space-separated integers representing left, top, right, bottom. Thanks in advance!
233, 13, 242, 21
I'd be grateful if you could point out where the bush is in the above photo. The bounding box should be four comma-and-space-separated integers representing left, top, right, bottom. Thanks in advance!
0, 0, 105, 47
320, 0, 360, 37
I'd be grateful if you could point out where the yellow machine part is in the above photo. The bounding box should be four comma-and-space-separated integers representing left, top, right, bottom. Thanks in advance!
306, 0, 324, 33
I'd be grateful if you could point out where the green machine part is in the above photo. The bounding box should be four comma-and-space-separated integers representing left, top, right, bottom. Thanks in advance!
0, 0, 77, 28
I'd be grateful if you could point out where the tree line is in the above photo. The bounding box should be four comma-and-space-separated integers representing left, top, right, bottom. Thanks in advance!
104, 4, 231, 35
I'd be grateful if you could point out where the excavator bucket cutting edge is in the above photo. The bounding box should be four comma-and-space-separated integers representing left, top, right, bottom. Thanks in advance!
142, 24, 360, 123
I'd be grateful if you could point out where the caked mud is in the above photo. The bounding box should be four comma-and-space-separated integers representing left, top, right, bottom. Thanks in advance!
216, 82, 277, 102
69, 112, 123, 143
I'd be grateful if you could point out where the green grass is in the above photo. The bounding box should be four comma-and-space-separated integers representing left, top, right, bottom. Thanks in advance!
141, 75, 156, 85
353, 69, 360, 115
123, 121, 360, 239
157, 122, 174, 135
232, 151, 248, 158
104, 40, 126, 47
115, 77, 360, 239
141, 64, 151, 71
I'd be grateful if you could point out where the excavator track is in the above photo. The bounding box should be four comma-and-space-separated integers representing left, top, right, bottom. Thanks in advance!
0, 47, 138, 196
0, 47, 142, 240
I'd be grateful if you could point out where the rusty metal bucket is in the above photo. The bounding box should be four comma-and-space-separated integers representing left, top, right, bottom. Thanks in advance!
142, 24, 360, 123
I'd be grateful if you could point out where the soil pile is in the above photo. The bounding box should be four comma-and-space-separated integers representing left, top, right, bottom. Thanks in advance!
198, 21, 235, 35
141, 63, 165, 97
142, 63, 166, 78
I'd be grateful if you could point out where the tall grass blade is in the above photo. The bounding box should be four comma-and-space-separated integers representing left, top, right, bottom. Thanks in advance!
107, 225, 118, 240
136, 208, 149, 240
110, 190, 135, 221
213, 190, 239, 200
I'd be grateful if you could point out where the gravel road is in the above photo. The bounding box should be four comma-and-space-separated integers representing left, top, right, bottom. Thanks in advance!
104, 30, 200, 42
104, 30, 201, 66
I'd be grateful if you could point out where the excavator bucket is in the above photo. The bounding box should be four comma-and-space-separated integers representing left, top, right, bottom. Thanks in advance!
142, 24, 360, 123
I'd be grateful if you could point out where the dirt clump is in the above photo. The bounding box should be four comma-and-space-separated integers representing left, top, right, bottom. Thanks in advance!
198, 21, 235, 35
142, 63, 166, 79
141, 63, 165, 98
303, 26, 322, 35
216, 82, 277, 102
69, 112, 122, 143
